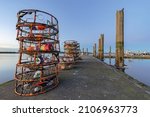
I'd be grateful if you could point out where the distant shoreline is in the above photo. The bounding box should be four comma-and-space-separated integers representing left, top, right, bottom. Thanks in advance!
0, 52, 18, 54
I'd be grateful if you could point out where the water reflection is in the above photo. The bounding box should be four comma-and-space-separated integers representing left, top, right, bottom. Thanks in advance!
104, 58, 150, 86
0, 54, 18, 84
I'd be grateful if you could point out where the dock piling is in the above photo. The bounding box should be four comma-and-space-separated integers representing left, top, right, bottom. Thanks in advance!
115, 8, 124, 69
93, 43, 97, 57
98, 34, 104, 61
86, 48, 88, 55
82, 48, 84, 55
109, 46, 111, 65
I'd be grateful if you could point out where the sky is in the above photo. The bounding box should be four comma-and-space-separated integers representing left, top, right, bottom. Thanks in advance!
0, 0, 150, 52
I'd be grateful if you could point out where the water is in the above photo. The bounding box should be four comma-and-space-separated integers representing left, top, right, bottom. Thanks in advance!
0, 54, 150, 87
0, 53, 63, 84
0, 54, 18, 84
104, 58, 150, 86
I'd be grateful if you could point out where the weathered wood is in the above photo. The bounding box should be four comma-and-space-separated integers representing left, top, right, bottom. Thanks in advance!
98, 34, 104, 60
116, 9, 124, 68
93, 43, 96, 57
86, 48, 88, 55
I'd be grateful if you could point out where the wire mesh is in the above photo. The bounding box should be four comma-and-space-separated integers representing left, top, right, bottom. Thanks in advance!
59, 40, 80, 70
14, 9, 60, 96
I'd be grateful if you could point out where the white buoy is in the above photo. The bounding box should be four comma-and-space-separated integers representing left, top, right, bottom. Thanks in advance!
33, 71, 41, 78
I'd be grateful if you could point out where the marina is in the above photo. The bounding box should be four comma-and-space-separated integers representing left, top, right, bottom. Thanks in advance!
0, 2, 150, 100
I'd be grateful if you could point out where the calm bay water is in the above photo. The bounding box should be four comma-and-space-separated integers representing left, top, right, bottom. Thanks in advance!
0, 54, 18, 84
104, 58, 150, 86
0, 54, 150, 87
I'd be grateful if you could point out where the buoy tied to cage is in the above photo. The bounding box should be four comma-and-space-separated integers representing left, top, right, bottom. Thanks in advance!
14, 9, 60, 96
59, 40, 80, 70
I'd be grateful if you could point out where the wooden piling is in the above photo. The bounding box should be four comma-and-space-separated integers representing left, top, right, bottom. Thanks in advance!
86, 48, 88, 55
82, 48, 84, 55
109, 46, 111, 58
93, 46, 94, 56
109, 46, 111, 65
98, 34, 104, 61
115, 9, 124, 68
98, 38, 100, 58
93, 43, 96, 57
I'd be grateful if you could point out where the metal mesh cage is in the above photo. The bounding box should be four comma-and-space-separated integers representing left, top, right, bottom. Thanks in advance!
59, 40, 80, 70
14, 9, 60, 96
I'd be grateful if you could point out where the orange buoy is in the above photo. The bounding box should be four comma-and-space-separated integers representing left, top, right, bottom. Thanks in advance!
27, 46, 34, 51
36, 34, 42, 40
37, 25, 46, 30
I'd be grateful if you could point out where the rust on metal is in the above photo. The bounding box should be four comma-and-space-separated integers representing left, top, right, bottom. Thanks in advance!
14, 9, 60, 96
59, 40, 80, 70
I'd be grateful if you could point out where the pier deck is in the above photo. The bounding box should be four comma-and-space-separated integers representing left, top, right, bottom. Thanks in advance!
0, 55, 150, 100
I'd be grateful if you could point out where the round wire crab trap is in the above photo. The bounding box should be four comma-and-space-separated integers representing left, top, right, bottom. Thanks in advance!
64, 40, 80, 61
59, 40, 80, 70
14, 9, 60, 96
74, 42, 80, 61
59, 56, 75, 70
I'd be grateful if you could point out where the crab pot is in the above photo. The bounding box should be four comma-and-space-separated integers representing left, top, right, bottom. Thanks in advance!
64, 40, 80, 61
59, 56, 75, 70
58, 40, 80, 70
76, 42, 81, 60
14, 9, 60, 96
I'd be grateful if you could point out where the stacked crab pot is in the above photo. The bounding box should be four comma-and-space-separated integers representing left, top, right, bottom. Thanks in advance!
64, 40, 80, 61
14, 9, 60, 96
59, 40, 80, 70
74, 42, 80, 61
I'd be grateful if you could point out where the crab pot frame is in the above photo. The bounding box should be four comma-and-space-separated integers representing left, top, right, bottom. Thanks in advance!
59, 40, 80, 70
64, 40, 80, 61
75, 42, 80, 61
59, 56, 75, 70
14, 9, 60, 96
